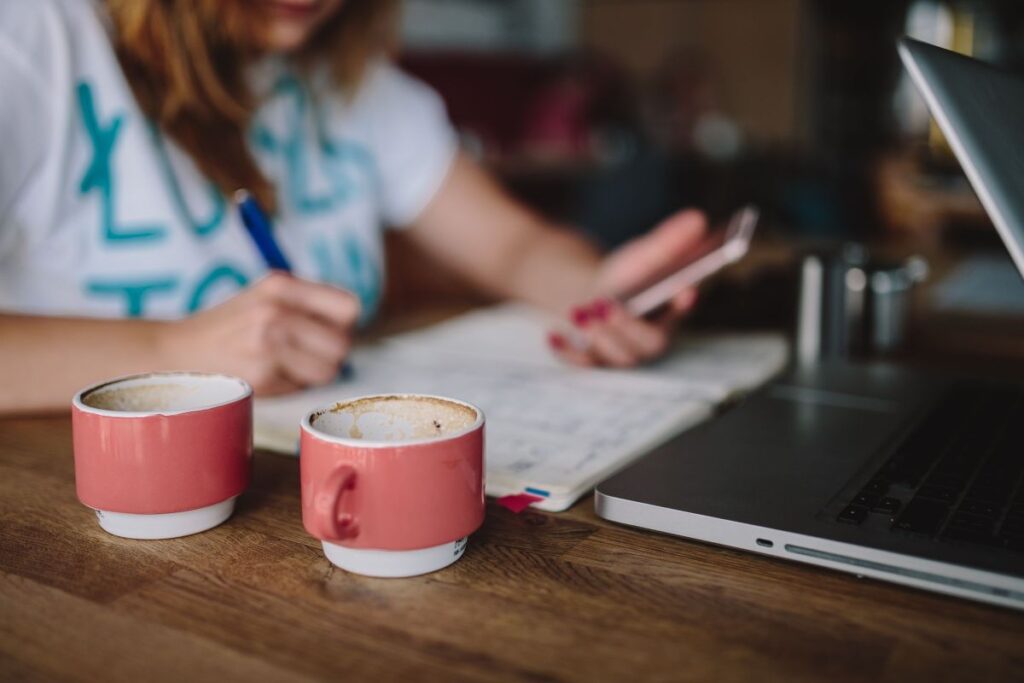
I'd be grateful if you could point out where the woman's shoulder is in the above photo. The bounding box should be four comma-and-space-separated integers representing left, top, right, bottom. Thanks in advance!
339, 58, 450, 139
354, 59, 442, 111
0, 0, 109, 79
0, 0, 107, 48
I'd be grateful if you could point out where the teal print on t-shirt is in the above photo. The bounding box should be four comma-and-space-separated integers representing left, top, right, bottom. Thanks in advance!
85, 277, 179, 317
151, 126, 226, 239
76, 82, 166, 243
83, 264, 250, 318
252, 75, 375, 216
186, 263, 250, 313
311, 233, 380, 326
321, 137, 376, 208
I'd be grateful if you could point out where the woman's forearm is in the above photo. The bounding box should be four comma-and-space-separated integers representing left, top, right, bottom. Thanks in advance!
0, 274, 367, 414
0, 315, 166, 414
408, 154, 602, 313
495, 226, 601, 312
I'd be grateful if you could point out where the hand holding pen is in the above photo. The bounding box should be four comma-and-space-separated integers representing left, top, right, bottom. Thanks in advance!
156, 193, 360, 395
232, 191, 359, 388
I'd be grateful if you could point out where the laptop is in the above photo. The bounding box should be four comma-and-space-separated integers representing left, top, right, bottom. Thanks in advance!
595, 38, 1024, 611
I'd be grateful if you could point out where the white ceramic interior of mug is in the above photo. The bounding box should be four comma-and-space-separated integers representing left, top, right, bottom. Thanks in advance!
77, 373, 251, 416
310, 394, 482, 446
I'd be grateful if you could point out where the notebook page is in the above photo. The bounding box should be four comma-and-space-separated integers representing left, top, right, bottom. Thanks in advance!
387, 304, 787, 399
642, 332, 792, 397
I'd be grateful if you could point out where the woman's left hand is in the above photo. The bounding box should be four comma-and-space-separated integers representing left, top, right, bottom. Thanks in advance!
548, 209, 707, 367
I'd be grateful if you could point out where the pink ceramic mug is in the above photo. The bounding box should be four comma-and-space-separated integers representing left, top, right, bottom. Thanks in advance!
72, 372, 253, 539
300, 394, 485, 577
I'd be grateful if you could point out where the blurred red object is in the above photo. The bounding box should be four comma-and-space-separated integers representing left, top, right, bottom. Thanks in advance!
401, 51, 634, 163
401, 52, 552, 159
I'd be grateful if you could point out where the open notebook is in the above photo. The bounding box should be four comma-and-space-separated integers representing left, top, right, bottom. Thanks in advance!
255, 304, 789, 511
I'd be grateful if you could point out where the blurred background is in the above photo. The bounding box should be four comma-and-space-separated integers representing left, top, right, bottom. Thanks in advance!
394, 0, 1024, 237
383, 0, 1024, 344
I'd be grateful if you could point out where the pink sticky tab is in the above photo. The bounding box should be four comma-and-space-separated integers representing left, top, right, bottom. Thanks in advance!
496, 494, 544, 513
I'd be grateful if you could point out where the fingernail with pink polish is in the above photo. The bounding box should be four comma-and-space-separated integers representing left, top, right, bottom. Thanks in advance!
591, 298, 612, 321
548, 332, 568, 350
571, 307, 590, 327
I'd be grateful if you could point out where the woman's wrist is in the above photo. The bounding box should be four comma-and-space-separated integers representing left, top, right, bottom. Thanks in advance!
150, 319, 187, 372
509, 228, 602, 313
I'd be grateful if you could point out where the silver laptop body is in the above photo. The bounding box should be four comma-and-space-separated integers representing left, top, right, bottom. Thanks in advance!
595, 38, 1024, 611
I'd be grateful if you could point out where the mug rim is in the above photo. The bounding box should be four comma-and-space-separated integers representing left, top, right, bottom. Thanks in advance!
72, 371, 253, 419
301, 393, 485, 449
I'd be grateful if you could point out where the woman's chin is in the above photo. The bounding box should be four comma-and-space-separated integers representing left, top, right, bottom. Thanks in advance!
264, 25, 315, 52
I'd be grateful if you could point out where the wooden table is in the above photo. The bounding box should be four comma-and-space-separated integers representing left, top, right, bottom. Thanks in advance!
2, 414, 1023, 682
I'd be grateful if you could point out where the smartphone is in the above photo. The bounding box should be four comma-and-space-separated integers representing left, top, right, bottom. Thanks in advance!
623, 205, 759, 318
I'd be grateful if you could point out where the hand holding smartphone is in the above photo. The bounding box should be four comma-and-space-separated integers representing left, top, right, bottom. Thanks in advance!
555, 205, 760, 356
623, 205, 759, 318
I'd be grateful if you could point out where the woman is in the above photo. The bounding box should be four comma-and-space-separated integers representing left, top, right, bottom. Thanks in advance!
0, 0, 706, 413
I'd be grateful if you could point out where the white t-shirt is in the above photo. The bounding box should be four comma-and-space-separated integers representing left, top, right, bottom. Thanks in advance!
0, 0, 457, 322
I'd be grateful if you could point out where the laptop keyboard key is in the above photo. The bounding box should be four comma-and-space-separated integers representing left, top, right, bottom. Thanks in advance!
916, 485, 959, 504
923, 474, 965, 492
893, 498, 948, 536
948, 512, 994, 534
861, 479, 888, 496
838, 505, 868, 525
959, 500, 999, 518
943, 527, 1003, 548
887, 456, 935, 488
853, 493, 878, 508
970, 487, 1004, 504
965, 485, 1012, 506
872, 497, 901, 515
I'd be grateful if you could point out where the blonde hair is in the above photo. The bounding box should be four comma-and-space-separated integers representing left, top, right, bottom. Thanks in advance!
107, 0, 399, 212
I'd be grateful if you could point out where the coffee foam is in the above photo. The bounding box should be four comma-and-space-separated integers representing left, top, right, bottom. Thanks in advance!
81, 374, 248, 413
85, 384, 198, 412
311, 395, 479, 443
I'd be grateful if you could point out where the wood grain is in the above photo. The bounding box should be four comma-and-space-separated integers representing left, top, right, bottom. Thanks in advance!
1, 414, 1022, 682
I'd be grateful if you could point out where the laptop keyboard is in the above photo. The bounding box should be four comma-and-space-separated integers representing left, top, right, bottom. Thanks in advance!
836, 381, 1024, 553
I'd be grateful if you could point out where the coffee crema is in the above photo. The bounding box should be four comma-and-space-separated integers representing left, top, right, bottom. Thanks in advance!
84, 384, 198, 412
312, 395, 479, 443
79, 374, 250, 413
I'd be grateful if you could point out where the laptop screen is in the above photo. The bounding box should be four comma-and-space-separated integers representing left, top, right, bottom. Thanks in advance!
899, 38, 1024, 280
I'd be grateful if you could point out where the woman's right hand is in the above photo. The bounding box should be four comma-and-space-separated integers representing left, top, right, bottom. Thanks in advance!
157, 272, 360, 395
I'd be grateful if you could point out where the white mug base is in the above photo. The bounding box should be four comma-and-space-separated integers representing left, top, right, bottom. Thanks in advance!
94, 497, 237, 540
322, 536, 468, 578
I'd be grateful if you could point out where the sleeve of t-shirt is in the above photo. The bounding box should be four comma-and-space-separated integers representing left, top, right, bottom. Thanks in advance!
358, 61, 459, 228
0, 9, 53, 256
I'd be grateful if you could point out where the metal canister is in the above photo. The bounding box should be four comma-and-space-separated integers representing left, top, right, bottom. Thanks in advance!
797, 244, 927, 365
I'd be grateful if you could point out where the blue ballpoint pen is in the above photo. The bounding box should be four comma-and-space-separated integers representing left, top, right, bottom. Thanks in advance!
234, 189, 353, 378
234, 190, 292, 272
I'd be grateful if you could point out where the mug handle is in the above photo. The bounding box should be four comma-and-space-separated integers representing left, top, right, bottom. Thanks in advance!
315, 464, 358, 540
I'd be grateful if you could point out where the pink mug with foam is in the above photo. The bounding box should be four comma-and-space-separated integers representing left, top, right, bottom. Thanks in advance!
300, 394, 485, 577
72, 372, 252, 539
